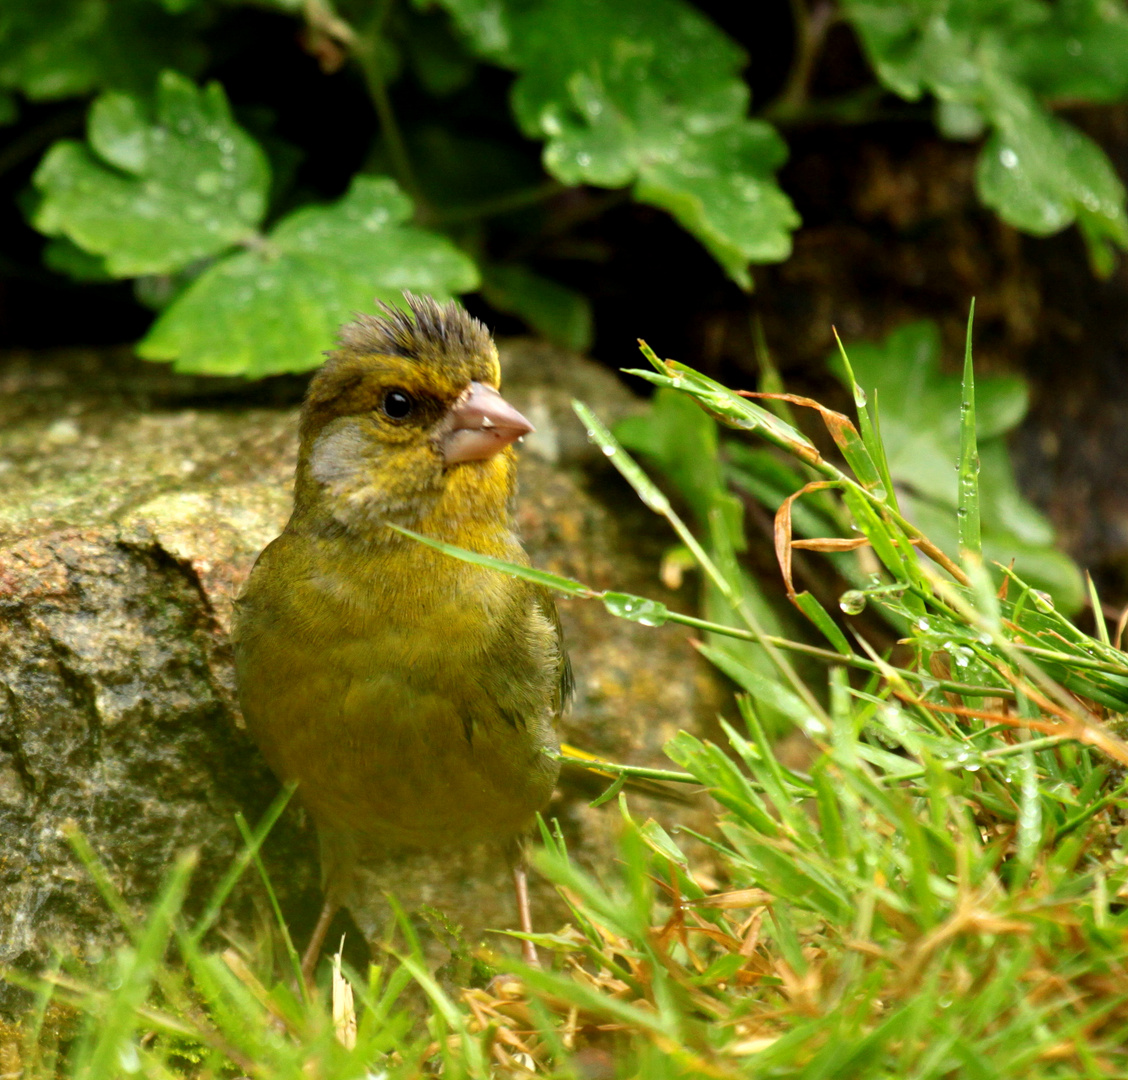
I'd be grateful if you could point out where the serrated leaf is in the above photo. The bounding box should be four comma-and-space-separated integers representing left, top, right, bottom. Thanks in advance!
843, 0, 1128, 269
33, 71, 269, 276
436, 0, 798, 285
138, 175, 480, 375
0, 0, 204, 101
634, 122, 798, 286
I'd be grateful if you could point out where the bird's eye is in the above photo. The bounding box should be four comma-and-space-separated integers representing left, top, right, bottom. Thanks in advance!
381, 389, 414, 420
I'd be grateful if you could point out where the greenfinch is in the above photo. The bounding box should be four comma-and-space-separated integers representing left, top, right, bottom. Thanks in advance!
232, 294, 571, 980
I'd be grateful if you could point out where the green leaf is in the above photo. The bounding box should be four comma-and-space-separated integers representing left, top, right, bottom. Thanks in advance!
433, 0, 514, 63
633, 121, 798, 284
404, 10, 479, 96
436, 0, 798, 285
843, 0, 1128, 270
33, 71, 269, 276
139, 175, 480, 375
42, 235, 112, 281
976, 91, 1128, 270
480, 263, 593, 350
1008, 0, 1128, 103
0, 0, 205, 101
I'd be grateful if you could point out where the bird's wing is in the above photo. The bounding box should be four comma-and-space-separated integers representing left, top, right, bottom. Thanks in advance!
536, 585, 574, 717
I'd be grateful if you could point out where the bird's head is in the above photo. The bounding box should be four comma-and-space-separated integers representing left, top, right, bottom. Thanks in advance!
292, 294, 533, 536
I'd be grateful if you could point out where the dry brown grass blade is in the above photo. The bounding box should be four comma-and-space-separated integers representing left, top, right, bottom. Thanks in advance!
688, 888, 774, 909
330, 947, 356, 1050
221, 949, 297, 1035
773, 480, 840, 602
892, 692, 1128, 768
791, 537, 873, 552
738, 390, 858, 457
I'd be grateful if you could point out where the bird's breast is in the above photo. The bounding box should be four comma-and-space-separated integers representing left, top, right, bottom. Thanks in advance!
233, 533, 561, 848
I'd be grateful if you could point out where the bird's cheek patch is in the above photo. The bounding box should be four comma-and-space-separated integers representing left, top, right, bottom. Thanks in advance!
310, 419, 443, 528
309, 421, 370, 490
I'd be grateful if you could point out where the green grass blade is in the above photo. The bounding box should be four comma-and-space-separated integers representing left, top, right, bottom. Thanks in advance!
76, 850, 197, 1080
958, 300, 982, 560
190, 781, 297, 946
834, 329, 899, 507
233, 811, 305, 999
574, 397, 831, 730
1086, 571, 1111, 646
389, 525, 596, 597
793, 591, 852, 654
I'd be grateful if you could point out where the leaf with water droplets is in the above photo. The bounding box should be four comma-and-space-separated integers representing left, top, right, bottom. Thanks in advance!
33, 71, 268, 276
139, 176, 480, 375
843, 1, 1128, 272
434, 0, 797, 286
976, 94, 1128, 272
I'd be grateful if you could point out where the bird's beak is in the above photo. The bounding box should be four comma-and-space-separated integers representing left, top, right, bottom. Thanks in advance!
441, 381, 535, 465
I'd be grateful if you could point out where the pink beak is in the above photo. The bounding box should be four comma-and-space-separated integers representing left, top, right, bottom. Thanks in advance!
441, 381, 534, 465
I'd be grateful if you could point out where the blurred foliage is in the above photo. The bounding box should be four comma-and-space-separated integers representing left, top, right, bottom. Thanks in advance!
3, 0, 1128, 373
845, 0, 1128, 274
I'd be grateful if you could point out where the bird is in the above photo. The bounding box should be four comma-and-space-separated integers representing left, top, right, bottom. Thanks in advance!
232, 293, 572, 983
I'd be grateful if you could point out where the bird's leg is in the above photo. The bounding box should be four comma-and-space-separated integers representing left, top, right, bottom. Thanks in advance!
511, 863, 540, 968
301, 895, 339, 988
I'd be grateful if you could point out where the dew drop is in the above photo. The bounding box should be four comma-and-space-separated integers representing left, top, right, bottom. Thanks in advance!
603, 591, 668, 627
118, 1043, 141, 1073
839, 590, 866, 615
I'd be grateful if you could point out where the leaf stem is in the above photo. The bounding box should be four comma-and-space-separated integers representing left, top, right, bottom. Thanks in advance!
430, 180, 567, 225
763, 0, 838, 122
354, 0, 425, 211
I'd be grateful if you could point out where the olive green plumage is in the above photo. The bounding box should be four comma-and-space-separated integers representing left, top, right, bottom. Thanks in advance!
232, 295, 569, 920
